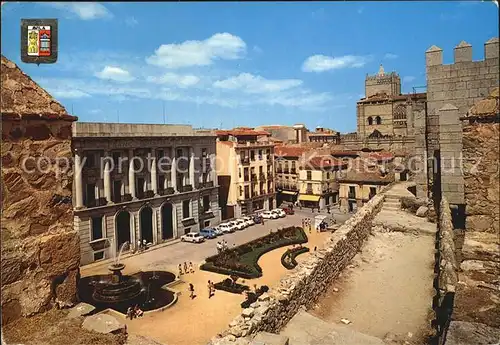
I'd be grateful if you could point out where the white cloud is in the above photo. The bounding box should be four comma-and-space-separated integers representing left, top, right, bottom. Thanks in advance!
302, 54, 370, 72
403, 76, 416, 83
213, 73, 302, 94
48, 89, 91, 99
384, 53, 398, 60
125, 16, 138, 26
95, 66, 135, 82
146, 32, 247, 68
147, 73, 200, 88
44, 3, 112, 20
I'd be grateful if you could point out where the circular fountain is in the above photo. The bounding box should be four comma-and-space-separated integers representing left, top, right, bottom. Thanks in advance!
78, 240, 177, 314
92, 263, 143, 304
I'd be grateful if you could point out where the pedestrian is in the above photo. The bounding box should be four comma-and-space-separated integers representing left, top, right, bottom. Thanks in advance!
314, 246, 317, 251
137, 239, 142, 252
327, 205, 331, 214
184, 261, 188, 274
210, 281, 215, 296
189, 262, 194, 273
189, 283, 195, 299
208, 280, 213, 298
261, 217, 265, 225
178, 264, 183, 276
142, 239, 147, 250
127, 306, 133, 320
216, 241, 221, 253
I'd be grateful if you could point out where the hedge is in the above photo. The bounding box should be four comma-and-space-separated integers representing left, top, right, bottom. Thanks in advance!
214, 278, 250, 294
200, 226, 308, 279
281, 246, 310, 270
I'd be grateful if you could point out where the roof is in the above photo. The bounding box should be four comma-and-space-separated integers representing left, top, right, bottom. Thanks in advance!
338, 170, 395, 184
467, 87, 499, 117
1, 55, 77, 122
357, 92, 426, 104
216, 129, 270, 137
275, 146, 308, 157
330, 150, 359, 157
367, 152, 394, 162
308, 132, 339, 137
306, 156, 346, 169
257, 125, 292, 129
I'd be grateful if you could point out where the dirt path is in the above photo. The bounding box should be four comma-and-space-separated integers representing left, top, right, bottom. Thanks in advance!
310, 230, 436, 342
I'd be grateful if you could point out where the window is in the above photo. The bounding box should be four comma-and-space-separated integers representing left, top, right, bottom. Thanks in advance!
259, 166, 263, 174
85, 183, 96, 206
203, 195, 210, 212
239, 186, 243, 196
182, 200, 191, 219
258, 150, 263, 160
202, 148, 207, 158
184, 227, 191, 235
157, 149, 164, 161
158, 175, 165, 190
93, 251, 105, 261
250, 150, 255, 161
239, 169, 242, 179
367, 116, 373, 125
375, 116, 381, 125
307, 171, 312, 180
307, 183, 312, 192
85, 153, 95, 168
369, 187, 377, 199
136, 177, 145, 197
176, 148, 183, 159
91, 216, 103, 241
112, 152, 121, 168
112, 180, 122, 202
204, 221, 210, 227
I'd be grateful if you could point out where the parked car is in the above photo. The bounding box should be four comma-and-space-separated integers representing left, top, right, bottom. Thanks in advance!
281, 206, 295, 215
180, 232, 205, 243
199, 227, 217, 239
235, 219, 248, 230
213, 226, 224, 236
261, 211, 278, 219
272, 208, 286, 218
230, 220, 245, 231
242, 216, 255, 227
218, 223, 235, 234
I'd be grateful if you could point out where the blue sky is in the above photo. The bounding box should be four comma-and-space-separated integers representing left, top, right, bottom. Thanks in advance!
1, 1, 498, 132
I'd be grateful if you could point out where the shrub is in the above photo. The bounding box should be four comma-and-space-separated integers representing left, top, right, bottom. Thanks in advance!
214, 278, 250, 294
280, 246, 310, 270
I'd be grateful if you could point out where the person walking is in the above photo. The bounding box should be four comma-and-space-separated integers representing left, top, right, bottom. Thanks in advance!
327, 205, 331, 214
210, 281, 215, 297
178, 264, 183, 277
183, 262, 188, 274
127, 306, 134, 320
207, 280, 213, 298
189, 262, 194, 273
189, 283, 195, 299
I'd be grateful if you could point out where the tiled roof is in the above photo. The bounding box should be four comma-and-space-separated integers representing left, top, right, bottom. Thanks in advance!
338, 170, 395, 184
307, 156, 346, 169
216, 129, 271, 136
367, 152, 394, 162
275, 146, 308, 157
357, 92, 426, 104
1, 55, 77, 121
330, 150, 359, 157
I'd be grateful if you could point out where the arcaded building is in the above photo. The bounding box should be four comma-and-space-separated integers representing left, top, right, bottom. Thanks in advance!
73, 122, 220, 266
356, 64, 426, 139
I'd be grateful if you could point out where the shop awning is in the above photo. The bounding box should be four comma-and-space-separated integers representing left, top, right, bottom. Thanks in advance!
298, 194, 321, 202
281, 190, 298, 195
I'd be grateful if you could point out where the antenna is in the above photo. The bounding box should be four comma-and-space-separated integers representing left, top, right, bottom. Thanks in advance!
117, 109, 120, 123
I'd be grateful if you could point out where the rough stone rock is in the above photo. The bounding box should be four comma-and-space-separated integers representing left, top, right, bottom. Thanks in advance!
125, 334, 166, 345
82, 314, 126, 335
67, 302, 95, 319
257, 293, 270, 302
446, 321, 500, 345
415, 206, 428, 217
55, 268, 79, 308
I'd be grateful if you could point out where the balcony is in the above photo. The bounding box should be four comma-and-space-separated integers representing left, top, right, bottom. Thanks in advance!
241, 157, 250, 165
259, 173, 266, 181
179, 185, 193, 193
121, 194, 132, 202
348, 193, 356, 199
200, 181, 214, 189
251, 174, 258, 181
290, 168, 297, 174
243, 175, 250, 182
276, 168, 283, 173
142, 190, 154, 199
96, 197, 107, 206
284, 168, 290, 174
159, 187, 175, 196
306, 188, 314, 194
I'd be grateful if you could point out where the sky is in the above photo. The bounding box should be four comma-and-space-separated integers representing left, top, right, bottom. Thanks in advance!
1, 1, 498, 133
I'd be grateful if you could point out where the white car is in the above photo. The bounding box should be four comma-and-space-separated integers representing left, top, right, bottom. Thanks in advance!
242, 216, 255, 227
261, 211, 278, 219
272, 209, 286, 218
213, 226, 224, 236
229, 220, 244, 231
234, 219, 248, 230
181, 232, 205, 243
218, 223, 235, 234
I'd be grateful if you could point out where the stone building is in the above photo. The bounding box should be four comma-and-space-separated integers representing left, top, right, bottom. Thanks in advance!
297, 156, 346, 210
307, 126, 340, 144
356, 64, 427, 139
275, 146, 308, 205
73, 122, 220, 266
337, 154, 395, 212
1, 56, 79, 323
254, 125, 296, 143
216, 129, 276, 219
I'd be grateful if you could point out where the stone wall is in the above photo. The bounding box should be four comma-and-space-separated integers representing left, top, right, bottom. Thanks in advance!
1, 55, 80, 324
432, 197, 458, 344
462, 120, 499, 233
209, 183, 393, 344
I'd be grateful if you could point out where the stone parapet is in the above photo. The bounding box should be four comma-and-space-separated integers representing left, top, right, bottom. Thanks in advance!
208, 183, 397, 345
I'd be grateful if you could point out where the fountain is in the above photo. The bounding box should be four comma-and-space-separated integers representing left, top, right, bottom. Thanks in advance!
79, 239, 177, 314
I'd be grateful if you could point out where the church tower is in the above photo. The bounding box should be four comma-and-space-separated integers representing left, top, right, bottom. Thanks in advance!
364, 64, 401, 98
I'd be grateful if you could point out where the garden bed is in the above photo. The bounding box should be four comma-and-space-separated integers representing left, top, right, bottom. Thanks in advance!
214, 278, 250, 294
200, 226, 308, 279
281, 246, 310, 270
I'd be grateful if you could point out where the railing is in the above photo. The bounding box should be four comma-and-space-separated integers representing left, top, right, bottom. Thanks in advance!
200, 181, 214, 189
86, 199, 96, 208
348, 193, 356, 199
241, 158, 250, 165
290, 168, 296, 174
179, 185, 193, 193
259, 173, 266, 181
306, 188, 314, 194
267, 173, 273, 179
121, 194, 132, 202
251, 174, 258, 181
159, 187, 175, 196
144, 190, 154, 199
276, 168, 283, 173
243, 175, 250, 182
